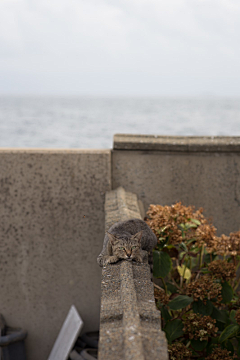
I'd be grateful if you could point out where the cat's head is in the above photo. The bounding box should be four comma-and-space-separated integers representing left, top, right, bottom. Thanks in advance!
107, 231, 142, 260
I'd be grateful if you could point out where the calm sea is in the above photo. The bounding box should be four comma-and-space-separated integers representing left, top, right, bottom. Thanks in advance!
0, 96, 240, 149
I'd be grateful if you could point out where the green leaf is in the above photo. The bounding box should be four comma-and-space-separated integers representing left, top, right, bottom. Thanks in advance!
153, 250, 172, 278
206, 338, 219, 355
200, 268, 209, 274
211, 306, 228, 323
156, 300, 161, 310
219, 324, 239, 343
206, 344, 217, 355
238, 340, 240, 358
191, 256, 199, 269
179, 242, 188, 252
192, 299, 213, 316
161, 305, 172, 322
186, 238, 196, 246
230, 310, 237, 323
185, 222, 198, 229
204, 253, 218, 264
210, 337, 219, 344
216, 320, 226, 332
190, 218, 201, 226
166, 282, 178, 294
222, 340, 234, 355
191, 339, 208, 351
158, 237, 169, 250
168, 295, 193, 310
221, 282, 233, 304
164, 319, 184, 344
191, 246, 201, 254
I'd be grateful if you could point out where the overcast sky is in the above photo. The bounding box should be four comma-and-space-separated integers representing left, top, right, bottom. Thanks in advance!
0, 0, 240, 96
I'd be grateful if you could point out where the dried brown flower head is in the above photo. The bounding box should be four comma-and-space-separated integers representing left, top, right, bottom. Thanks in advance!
186, 275, 222, 302
168, 342, 192, 360
228, 230, 240, 255
146, 202, 209, 246
207, 231, 240, 256
205, 347, 236, 360
193, 208, 208, 225
206, 234, 228, 254
154, 287, 170, 305
235, 309, 240, 325
208, 260, 236, 281
183, 313, 218, 341
146, 203, 183, 245
195, 224, 217, 248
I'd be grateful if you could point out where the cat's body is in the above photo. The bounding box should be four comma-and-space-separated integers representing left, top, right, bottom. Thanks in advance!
97, 218, 158, 266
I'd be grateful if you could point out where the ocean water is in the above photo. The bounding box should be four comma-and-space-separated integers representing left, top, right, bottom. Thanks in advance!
0, 96, 240, 149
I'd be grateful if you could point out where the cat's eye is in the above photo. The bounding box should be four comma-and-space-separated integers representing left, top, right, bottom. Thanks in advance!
119, 247, 125, 250
132, 246, 137, 249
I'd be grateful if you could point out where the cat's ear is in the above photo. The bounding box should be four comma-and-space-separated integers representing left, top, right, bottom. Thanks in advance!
132, 231, 142, 243
107, 232, 118, 245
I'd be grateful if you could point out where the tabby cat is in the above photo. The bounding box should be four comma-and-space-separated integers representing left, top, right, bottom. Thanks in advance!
97, 218, 157, 266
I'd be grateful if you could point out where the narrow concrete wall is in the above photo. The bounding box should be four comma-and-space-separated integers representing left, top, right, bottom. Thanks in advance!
112, 135, 240, 236
0, 149, 111, 360
98, 187, 168, 360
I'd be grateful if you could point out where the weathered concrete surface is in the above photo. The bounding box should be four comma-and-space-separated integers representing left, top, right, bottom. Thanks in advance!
112, 137, 240, 236
0, 149, 111, 360
114, 134, 240, 152
98, 187, 168, 360
105, 187, 142, 231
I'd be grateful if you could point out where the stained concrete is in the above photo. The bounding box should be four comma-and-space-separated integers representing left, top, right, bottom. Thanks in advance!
112, 139, 240, 236
98, 187, 168, 360
0, 149, 111, 360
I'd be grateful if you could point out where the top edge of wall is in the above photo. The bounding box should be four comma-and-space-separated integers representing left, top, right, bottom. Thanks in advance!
0, 148, 110, 154
113, 134, 240, 152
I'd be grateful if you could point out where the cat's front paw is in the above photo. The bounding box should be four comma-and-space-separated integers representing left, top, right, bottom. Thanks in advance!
133, 256, 143, 263
103, 256, 119, 265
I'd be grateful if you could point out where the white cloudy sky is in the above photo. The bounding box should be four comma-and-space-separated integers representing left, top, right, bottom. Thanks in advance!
0, 0, 240, 96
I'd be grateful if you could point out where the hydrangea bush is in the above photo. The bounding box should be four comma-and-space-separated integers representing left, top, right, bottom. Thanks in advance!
146, 202, 240, 360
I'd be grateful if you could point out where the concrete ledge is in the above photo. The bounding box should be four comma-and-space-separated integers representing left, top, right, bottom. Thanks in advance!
0, 148, 109, 154
104, 187, 143, 231
98, 187, 168, 360
113, 134, 240, 152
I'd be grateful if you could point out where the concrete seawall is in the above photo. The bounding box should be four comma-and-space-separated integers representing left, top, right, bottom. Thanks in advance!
0, 149, 111, 360
0, 136, 240, 359
113, 135, 240, 236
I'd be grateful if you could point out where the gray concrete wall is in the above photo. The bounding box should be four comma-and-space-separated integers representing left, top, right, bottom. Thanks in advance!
0, 149, 111, 360
112, 135, 240, 236
1, 136, 240, 359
